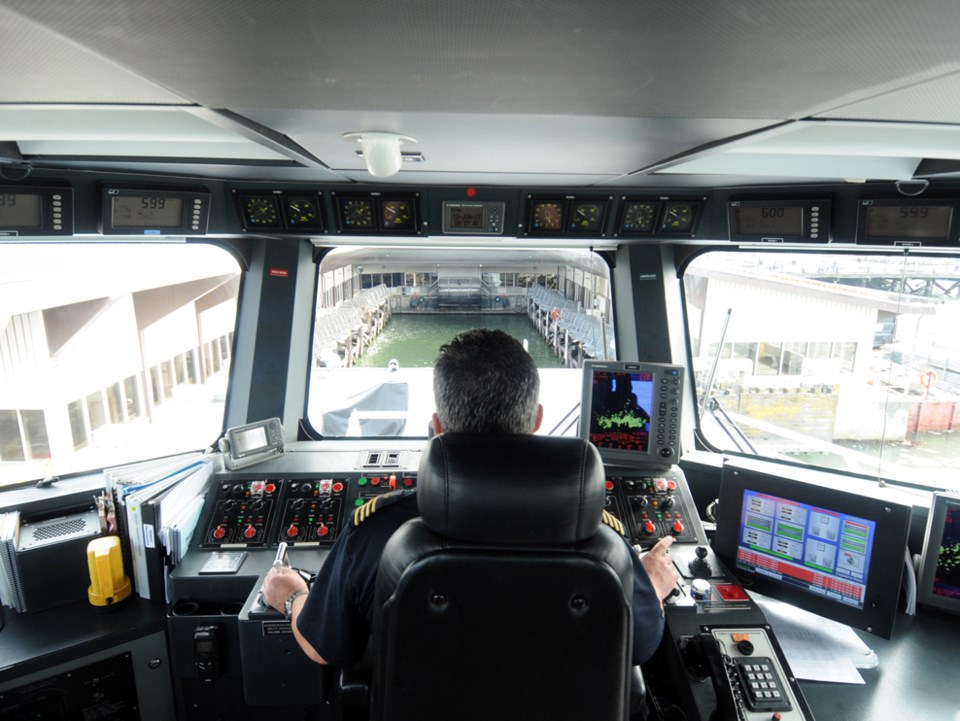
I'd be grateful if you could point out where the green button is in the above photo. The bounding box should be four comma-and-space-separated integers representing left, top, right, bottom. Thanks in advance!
355, 499, 364, 507
358, 477, 368, 486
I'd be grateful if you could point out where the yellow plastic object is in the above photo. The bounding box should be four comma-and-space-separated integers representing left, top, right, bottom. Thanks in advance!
87, 536, 132, 606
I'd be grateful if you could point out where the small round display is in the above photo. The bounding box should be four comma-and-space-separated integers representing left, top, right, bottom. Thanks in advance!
381, 199, 414, 230
532, 201, 563, 231
569, 203, 604, 233
284, 198, 322, 228
340, 198, 374, 229
621, 202, 659, 234
243, 196, 280, 227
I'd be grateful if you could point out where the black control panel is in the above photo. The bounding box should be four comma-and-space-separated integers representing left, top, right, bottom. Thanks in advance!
199, 472, 418, 549
602, 467, 704, 548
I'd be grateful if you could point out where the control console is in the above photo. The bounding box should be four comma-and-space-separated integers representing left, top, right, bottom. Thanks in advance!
199, 471, 418, 549
602, 466, 704, 548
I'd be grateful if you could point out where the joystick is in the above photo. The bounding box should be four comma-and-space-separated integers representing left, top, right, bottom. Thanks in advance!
688, 545, 712, 577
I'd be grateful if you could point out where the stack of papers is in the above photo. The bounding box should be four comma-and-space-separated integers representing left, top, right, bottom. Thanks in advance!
752, 593, 877, 685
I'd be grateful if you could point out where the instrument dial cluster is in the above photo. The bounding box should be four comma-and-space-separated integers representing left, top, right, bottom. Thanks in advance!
335, 193, 421, 234
235, 190, 325, 232
526, 196, 612, 236
616, 196, 704, 237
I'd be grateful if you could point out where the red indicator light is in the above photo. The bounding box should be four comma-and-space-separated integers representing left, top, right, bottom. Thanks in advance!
466, 187, 477, 197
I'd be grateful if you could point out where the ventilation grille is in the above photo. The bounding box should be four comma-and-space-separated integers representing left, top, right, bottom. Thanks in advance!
18, 510, 100, 551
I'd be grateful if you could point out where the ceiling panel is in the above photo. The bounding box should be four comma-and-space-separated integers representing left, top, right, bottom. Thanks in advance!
240, 109, 775, 180
0, 5, 185, 104
3, 0, 960, 120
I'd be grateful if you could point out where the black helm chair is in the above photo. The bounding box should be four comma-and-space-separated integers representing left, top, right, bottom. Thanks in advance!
367, 433, 636, 721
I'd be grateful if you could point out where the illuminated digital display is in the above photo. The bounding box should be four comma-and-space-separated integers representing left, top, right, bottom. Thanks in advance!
449, 205, 485, 229
0, 193, 42, 227
112, 196, 184, 228
865, 205, 953, 240
442, 201, 504, 235
736, 205, 803, 236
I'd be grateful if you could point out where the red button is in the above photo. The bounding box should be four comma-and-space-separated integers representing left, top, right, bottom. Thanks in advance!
317, 524, 329, 537
672, 520, 684, 534
644, 520, 656, 534
403, 478, 413, 487
244, 525, 257, 539
213, 526, 226, 539
332, 482, 344, 493
371, 477, 381, 486
667, 480, 677, 491
605, 481, 614, 491
265, 483, 276, 494
287, 524, 299, 538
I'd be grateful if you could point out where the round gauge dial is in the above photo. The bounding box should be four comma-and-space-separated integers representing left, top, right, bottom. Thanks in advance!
242, 196, 280, 227
569, 202, 604, 232
532, 201, 563, 231
284, 198, 321, 228
621, 202, 658, 233
340, 198, 374, 229
660, 203, 696, 233
381, 199, 414, 230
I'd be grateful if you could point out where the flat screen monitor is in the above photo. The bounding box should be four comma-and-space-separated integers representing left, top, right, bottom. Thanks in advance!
714, 458, 911, 638
579, 360, 684, 467
917, 492, 960, 616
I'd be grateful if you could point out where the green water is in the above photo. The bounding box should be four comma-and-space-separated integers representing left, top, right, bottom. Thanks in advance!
354, 313, 565, 369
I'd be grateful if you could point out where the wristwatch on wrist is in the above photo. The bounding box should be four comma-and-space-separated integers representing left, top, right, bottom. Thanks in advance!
283, 589, 309, 620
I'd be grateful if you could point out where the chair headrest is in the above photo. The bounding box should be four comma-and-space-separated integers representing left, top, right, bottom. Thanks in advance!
416, 434, 606, 545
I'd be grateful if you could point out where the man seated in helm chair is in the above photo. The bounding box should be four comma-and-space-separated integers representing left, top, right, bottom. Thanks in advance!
262, 328, 678, 667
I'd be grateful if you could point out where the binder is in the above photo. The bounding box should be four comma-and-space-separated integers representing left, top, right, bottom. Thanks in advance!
140, 461, 212, 602
0, 511, 26, 612
106, 453, 208, 601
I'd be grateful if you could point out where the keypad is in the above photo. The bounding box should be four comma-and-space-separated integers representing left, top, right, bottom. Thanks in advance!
733, 657, 791, 712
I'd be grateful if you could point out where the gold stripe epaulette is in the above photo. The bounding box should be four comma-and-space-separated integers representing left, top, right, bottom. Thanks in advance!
601, 509, 625, 536
353, 490, 405, 527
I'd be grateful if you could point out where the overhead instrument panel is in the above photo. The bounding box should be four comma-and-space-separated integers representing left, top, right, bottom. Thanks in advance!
525, 195, 612, 236
857, 198, 959, 247
727, 199, 831, 243
234, 190, 325, 232
0, 185, 73, 236
334, 192, 422, 235
614, 196, 705, 238
101, 187, 210, 235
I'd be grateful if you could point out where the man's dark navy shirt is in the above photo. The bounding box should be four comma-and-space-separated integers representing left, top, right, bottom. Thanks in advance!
296, 490, 665, 667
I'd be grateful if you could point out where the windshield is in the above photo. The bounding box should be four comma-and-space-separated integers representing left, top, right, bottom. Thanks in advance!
307, 247, 614, 438
684, 250, 960, 491
0, 242, 241, 487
